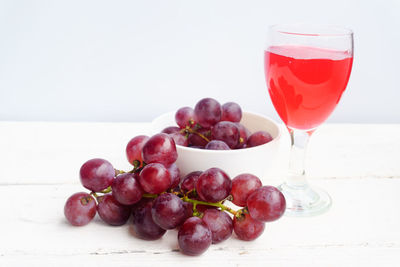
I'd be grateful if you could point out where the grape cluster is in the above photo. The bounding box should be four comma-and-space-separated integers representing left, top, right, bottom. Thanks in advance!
163, 98, 273, 150
64, 103, 286, 256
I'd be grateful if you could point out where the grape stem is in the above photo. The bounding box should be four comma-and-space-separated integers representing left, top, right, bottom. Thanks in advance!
142, 193, 158, 198
99, 186, 112, 194
239, 137, 244, 145
91, 182, 239, 217
181, 127, 210, 143
182, 196, 237, 216
90, 191, 101, 204
114, 169, 126, 176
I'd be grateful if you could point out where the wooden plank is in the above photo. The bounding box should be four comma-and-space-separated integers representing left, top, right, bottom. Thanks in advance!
0, 122, 150, 184
1, 247, 399, 267
1, 122, 399, 265
0, 122, 399, 185
1, 178, 399, 266
307, 124, 400, 179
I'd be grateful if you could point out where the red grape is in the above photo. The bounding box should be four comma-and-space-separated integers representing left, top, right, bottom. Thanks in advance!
126, 135, 149, 166
246, 131, 273, 147
167, 163, 181, 189
235, 122, 250, 149
233, 212, 265, 241
188, 128, 211, 147
231, 173, 262, 207
131, 199, 166, 240
205, 140, 230, 150
182, 201, 194, 219
64, 192, 96, 226
168, 132, 188, 146
175, 107, 196, 128
178, 217, 212, 256
142, 133, 177, 166
79, 158, 115, 192
211, 121, 240, 148
112, 173, 143, 205
196, 168, 232, 203
221, 102, 242, 122
151, 193, 186, 230
138, 163, 171, 194
202, 209, 233, 244
246, 186, 286, 222
65, 97, 289, 255
97, 194, 131, 226
194, 98, 222, 128
180, 171, 202, 193
162, 126, 180, 134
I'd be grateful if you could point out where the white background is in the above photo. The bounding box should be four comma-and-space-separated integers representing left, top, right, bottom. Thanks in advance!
0, 0, 399, 123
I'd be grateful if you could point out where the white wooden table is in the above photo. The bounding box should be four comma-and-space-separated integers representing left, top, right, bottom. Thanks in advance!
1, 122, 399, 266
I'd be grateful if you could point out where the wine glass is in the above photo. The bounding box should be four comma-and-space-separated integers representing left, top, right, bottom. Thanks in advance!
264, 24, 353, 216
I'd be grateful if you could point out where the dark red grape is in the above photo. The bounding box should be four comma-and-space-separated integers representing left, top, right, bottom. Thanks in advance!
162, 126, 180, 134
231, 173, 262, 207
205, 140, 230, 150
247, 186, 286, 222
235, 122, 250, 149
246, 131, 273, 147
142, 133, 178, 166
233, 212, 265, 241
182, 201, 194, 219
64, 192, 96, 226
180, 171, 202, 193
194, 98, 222, 128
211, 121, 240, 149
221, 102, 242, 122
131, 199, 166, 240
178, 217, 212, 256
79, 158, 115, 192
151, 193, 186, 230
188, 128, 211, 147
131, 197, 153, 219
97, 194, 131, 226
167, 163, 181, 189
168, 132, 188, 146
126, 135, 149, 166
112, 173, 143, 205
202, 209, 233, 244
138, 163, 171, 194
175, 107, 197, 128
196, 168, 232, 203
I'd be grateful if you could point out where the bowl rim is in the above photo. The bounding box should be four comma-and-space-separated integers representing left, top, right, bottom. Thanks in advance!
152, 111, 281, 154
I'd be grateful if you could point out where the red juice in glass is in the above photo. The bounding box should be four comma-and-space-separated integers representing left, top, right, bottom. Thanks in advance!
264, 45, 353, 130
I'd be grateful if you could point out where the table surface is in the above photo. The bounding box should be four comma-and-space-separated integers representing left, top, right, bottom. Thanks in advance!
0, 121, 399, 267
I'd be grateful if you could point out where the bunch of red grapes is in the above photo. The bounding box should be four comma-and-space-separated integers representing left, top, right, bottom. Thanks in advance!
163, 97, 273, 149
64, 99, 286, 256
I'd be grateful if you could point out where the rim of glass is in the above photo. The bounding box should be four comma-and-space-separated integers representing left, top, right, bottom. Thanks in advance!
269, 24, 353, 37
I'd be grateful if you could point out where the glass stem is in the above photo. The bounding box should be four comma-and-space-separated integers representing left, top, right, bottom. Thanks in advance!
286, 129, 312, 189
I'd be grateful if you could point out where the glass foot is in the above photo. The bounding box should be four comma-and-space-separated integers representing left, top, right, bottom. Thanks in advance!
277, 183, 332, 217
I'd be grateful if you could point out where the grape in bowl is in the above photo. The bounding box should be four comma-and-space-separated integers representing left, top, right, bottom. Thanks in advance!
152, 111, 281, 181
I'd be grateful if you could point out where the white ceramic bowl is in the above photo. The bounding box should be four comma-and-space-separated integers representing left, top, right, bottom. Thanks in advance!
152, 111, 281, 182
